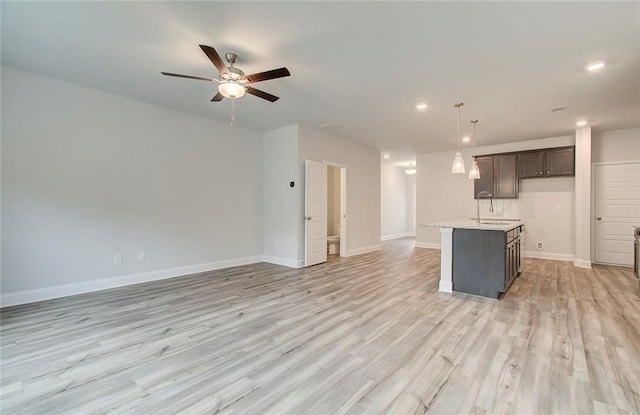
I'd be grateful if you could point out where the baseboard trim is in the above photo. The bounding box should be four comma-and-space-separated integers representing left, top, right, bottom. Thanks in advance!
0, 255, 263, 308
345, 244, 381, 257
523, 251, 575, 262
573, 259, 592, 269
262, 255, 302, 269
380, 232, 414, 242
438, 280, 453, 293
415, 241, 441, 250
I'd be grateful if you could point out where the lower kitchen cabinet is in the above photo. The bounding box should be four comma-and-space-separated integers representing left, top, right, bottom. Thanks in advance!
452, 225, 523, 299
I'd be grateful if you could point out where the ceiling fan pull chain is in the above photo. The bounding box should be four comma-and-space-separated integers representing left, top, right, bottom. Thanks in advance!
230, 98, 236, 126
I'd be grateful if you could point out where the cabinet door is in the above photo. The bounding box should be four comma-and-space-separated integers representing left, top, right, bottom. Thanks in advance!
516, 237, 522, 275
546, 147, 575, 176
493, 154, 518, 198
518, 150, 545, 178
474, 156, 493, 199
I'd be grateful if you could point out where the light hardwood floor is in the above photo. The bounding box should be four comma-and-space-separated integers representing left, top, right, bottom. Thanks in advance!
1, 238, 639, 414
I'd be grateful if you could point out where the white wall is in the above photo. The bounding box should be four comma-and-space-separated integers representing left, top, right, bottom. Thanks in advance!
416, 135, 576, 260
406, 173, 416, 234
380, 162, 411, 240
262, 125, 299, 267
1, 67, 264, 304
592, 127, 640, 163
298, 125, 380, 259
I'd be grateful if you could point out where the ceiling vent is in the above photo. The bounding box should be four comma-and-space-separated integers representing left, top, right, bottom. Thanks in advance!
318, 122, 348, 137
551, 106, 568, 114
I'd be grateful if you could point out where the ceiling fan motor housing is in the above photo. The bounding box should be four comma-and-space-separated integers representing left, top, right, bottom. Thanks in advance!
223, 66, 245, 81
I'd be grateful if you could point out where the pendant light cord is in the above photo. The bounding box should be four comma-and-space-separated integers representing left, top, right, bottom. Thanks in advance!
472, 120, 478, 153
230, 98, 236, 126
454, 102, 464, 152
457, 106, 460, 151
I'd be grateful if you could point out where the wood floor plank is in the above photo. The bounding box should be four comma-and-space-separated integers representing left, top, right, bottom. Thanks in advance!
1, 239, 639, 414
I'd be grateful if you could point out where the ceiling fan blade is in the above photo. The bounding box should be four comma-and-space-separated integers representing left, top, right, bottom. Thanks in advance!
243, 67, 290, 84
199, 44, 227, 74
161, 72, 213, 81
245, 86, 279, 102
211, 92, 224, 102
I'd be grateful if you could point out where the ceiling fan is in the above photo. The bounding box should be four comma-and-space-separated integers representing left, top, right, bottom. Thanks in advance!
161, 44, 290, 103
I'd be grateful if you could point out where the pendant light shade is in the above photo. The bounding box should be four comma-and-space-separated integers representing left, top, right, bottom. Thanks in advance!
452, 102, 465, 174
452, 152, 465, 173
468, 159, 480, 179
468, 119, 480, 179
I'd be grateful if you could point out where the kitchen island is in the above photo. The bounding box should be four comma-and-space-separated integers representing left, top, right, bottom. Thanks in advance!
421, 220, 525, 299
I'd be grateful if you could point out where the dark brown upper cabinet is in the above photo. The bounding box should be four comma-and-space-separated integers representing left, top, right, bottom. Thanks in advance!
474, 153, 518, 199
474, 156, 493, 198
518, 146, 575, 178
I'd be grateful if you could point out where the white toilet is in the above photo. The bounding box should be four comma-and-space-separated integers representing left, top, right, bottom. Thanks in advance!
327, 223, 341, 254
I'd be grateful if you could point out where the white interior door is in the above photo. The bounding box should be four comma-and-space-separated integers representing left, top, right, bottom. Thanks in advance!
305, 160, 327, 266
595, 162, 640, 265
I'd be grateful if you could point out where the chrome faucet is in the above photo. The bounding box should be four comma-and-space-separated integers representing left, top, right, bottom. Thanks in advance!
476, 191, 493, 223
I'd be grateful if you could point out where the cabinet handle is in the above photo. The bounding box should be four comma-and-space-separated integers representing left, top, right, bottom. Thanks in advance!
547, 171, 550, 174
539, 171, 543, 175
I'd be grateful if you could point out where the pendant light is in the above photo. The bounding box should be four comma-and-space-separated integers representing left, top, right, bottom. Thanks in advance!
468, 120, 480, 180
452, 102, 465, 174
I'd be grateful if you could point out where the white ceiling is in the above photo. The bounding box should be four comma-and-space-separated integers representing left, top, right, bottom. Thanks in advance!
2, 1, 639, 163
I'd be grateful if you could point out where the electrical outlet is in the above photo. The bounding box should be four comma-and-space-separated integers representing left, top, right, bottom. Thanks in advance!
138, 251, 145, 261
114, 254, 123, 264
536, 242, 543, 250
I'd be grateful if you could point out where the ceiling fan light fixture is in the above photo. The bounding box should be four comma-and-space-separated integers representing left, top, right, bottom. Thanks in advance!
219, 81, 246, 99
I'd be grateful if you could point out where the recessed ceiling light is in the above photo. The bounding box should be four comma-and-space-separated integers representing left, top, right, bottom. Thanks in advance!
405, 163, 416, 175
576, 120, 588, 127
383, 154, 390, 159
586, 61, 605, 72
415, 103, 428, 110
462, 136, 471, 143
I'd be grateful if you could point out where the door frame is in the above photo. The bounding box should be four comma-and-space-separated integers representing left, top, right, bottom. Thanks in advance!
591, 159, 640, 265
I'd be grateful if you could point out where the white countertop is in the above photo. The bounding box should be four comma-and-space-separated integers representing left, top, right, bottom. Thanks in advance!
420, 220, 524, 232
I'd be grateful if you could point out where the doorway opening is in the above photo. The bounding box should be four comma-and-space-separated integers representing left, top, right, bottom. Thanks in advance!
327, 164, 346, 259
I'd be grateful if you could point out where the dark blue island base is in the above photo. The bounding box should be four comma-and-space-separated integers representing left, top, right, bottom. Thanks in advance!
452, 226, 523, 299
